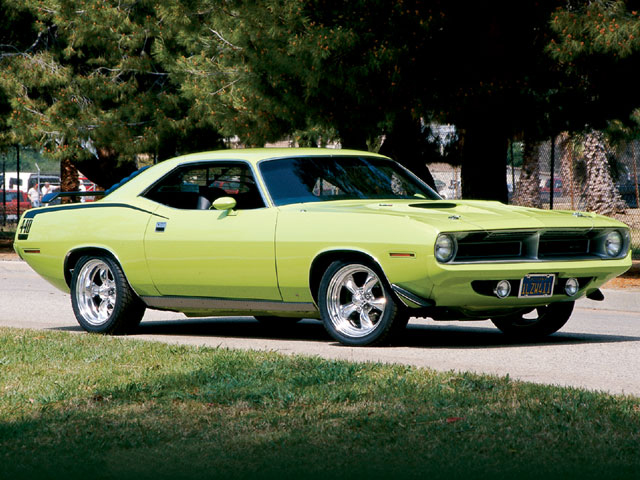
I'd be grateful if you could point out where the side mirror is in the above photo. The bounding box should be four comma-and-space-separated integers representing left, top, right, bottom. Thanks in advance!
212, 196, 237, 211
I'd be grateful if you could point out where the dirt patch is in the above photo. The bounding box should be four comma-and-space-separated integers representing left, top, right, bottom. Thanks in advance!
0, 237, 14, 254
604, 276, 640, 289
603, 261, 640, 289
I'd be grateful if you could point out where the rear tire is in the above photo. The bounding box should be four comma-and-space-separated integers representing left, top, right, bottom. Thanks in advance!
491, 301, 574, 339
70, 255, 145, 334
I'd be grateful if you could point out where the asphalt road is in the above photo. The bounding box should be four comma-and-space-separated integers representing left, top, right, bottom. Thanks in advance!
2, 259, 639, 397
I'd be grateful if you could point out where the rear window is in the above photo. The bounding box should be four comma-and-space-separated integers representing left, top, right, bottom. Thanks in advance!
104, 166, 151, 195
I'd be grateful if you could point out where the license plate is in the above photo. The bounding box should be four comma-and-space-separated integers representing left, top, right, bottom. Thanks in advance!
519, 274, 555, 298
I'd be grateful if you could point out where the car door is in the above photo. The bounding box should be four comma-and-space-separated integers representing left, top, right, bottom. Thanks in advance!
142, 161, 281, 301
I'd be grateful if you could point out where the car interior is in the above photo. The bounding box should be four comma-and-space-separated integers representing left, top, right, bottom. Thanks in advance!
145, 162, 265, 210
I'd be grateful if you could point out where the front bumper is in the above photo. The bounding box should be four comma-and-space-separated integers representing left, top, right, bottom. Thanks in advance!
395, 253, 632, 315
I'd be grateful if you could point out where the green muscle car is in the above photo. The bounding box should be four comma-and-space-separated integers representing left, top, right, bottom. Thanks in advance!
14, 148, 631, 346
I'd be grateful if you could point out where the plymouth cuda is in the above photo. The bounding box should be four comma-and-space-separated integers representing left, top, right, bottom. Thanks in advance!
14, 149, 631, 346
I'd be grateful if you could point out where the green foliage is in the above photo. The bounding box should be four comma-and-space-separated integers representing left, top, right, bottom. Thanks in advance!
2, 1, 155, 155
0, 146, 59, 174
549, 2, 640, 60
0, 0, 224, 186
1, 1, 640, 198
507, 142, 524, 168
164, 1, 597, 199
0, 1, 39, 143
548, 1, 640, 132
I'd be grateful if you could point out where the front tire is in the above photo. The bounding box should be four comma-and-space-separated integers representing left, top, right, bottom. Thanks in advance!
491, 301, 574, 339
319, 260, 401, 346
71, 255, 145, 334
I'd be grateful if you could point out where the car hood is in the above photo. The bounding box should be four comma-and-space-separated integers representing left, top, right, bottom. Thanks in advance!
284, 199, 598, 232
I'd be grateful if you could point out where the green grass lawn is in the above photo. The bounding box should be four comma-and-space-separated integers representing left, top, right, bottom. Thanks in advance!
0, 328, 638, 480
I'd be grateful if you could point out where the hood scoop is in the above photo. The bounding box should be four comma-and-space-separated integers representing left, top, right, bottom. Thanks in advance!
409, 202, 458, 209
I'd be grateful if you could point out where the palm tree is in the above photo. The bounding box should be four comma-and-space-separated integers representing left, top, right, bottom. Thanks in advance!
583, 131, 626, 215
512, 139, 542, 208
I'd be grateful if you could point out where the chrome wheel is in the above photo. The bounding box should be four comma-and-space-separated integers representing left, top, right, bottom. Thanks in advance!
71, 255, 145, 334
325, 264, 387, 339
75, 259, 117, 326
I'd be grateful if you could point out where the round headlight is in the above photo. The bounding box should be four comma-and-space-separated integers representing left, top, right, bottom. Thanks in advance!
604, 231, 623, 257
435, 234, 456, 263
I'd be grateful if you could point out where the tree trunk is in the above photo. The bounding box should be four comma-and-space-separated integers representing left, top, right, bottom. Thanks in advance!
460, 122, 509, 202
583, 131, 626, 215
338, 125, 369, 152
60, 157, 79, 204
512, 139, 542, 208
633, 141, 640, 209
378, 112, 436, 190
74, 147, 138, 189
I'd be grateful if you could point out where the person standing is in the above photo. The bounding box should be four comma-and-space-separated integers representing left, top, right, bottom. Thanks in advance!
79, 182, 87, 202
41, 182, 52, 199
28, 183, 41, 207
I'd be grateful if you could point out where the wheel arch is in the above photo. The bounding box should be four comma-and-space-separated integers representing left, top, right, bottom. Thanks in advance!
308, 249, 389, 304
64, 247, 124, 288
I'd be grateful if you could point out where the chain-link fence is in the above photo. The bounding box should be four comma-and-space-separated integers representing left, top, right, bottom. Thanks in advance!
3, 140, 639, 260
1, 175, 59, 228
531, 136, 639, 260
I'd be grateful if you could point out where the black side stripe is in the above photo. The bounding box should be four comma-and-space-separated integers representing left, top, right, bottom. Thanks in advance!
23, 203, 168, 219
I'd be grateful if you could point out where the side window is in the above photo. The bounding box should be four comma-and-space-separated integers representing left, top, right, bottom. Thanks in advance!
144, 162, 265, 210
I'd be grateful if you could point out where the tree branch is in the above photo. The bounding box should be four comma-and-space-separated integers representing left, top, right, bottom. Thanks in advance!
208, 29, 242, 51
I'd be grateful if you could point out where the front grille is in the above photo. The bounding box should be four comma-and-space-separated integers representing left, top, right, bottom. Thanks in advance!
456, 241, 522, 261
539, 238, 590, 258
448, 228, 614, 263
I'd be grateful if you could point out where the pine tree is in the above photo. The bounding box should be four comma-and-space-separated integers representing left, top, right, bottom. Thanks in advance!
0, 1, 38, 145
166, 0, 578, 201
0, 0, 224, 188
548, 1, 640, 131
558, 132, 581, 211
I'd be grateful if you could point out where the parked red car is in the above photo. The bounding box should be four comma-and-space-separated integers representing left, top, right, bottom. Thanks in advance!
541, 178, 563, 194
1, 190, 31, 218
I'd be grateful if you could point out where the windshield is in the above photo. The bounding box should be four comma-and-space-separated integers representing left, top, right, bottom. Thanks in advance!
259, 156, 441, 206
